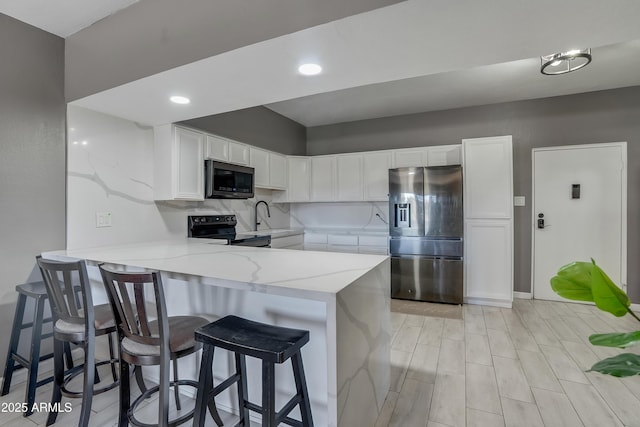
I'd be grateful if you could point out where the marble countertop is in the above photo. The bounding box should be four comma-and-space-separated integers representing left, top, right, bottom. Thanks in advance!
43, 238, 387, 298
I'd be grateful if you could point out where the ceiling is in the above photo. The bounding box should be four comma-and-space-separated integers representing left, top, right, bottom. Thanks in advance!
3, 1, 640, 127
0, 0, 138, 37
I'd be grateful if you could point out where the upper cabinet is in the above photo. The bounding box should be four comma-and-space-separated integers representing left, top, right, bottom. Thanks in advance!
426, 145, 462, 166
337, 154, 364, 201
393, 148, 429, 168
206, 134, 249, 166
285, 157, 311, 202
154, 125, 204, 201
250, 147, 287, 190
463, 136, 513, 219
310, 156, 336, 201
363, 151, 392, 201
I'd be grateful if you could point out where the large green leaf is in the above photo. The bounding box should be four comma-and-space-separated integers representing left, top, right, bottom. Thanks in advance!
550, 261, 594, 302
550, 260, 630, 316
590, 262, 630, 317
589, 331, 640, 348
588, 353, 640, 377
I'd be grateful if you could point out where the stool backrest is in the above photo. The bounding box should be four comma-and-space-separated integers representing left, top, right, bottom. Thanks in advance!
36, 255, 94, 337
99, 265, 169, 352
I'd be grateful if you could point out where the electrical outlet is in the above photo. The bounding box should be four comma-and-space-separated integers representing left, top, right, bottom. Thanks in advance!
96, 212, 112, 228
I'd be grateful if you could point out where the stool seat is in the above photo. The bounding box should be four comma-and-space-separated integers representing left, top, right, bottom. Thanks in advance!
195, 315, 309, 363
14, 281, 48, 298
194, 315, 314, 427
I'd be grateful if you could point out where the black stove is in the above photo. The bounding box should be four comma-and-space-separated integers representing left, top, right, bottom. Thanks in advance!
188, 215, 271, 247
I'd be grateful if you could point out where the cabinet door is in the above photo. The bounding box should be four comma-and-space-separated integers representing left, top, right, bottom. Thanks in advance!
393, 148, 428, 168
287, 157, 310, 202
175, 127, 204, 200
250, 147, 270, 188
463, 136, 513, 218
363, 151, 392, 201
228, 141, 250, 165
337, 154, 364, 201
205, 135, 229, 161
310, 156, 336, 201
269, 153, 287, 189
465, 219, 513, 305
427, 145, 462, 166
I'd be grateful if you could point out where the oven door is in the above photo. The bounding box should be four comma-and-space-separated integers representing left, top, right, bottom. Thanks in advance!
205, 160, 254, 199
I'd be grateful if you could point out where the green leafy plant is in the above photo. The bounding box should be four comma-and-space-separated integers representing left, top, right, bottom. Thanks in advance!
550, 259, 640, 377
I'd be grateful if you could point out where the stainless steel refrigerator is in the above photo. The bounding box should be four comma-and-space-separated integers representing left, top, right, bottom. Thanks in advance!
389, 165, 463, 304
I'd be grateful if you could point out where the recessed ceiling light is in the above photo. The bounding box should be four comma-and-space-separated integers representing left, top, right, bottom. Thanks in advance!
298, 63, 322, 76
170, 95, 191, 105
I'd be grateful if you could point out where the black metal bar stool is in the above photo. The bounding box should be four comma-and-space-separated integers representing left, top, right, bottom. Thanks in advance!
1, 281, 74, 417
193, 315, 314, 427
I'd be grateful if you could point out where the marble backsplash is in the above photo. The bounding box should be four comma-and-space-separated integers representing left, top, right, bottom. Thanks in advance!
290, 201, 389, 233
67, 106, 289, 250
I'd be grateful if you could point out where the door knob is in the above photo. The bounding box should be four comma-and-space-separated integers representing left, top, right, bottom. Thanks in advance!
537, 213, 545, 229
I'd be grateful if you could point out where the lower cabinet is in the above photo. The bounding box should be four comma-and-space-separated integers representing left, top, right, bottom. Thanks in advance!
270, 234, 303, 249
464, 219, 513, 306
302, 232, 388, 255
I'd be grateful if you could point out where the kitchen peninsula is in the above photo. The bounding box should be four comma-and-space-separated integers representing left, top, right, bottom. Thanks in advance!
43, 238, 390, 427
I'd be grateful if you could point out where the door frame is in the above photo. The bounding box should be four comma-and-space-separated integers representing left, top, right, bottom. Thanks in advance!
531, 142, 627, 298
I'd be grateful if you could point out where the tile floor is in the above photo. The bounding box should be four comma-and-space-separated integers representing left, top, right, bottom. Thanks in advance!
1, 299, 640, 426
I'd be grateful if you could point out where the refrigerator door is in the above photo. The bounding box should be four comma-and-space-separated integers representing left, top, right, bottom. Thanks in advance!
391, 256, 463, 304
390, 236, 463, 257
389, 167, 424, 237
424, 165, 463, 238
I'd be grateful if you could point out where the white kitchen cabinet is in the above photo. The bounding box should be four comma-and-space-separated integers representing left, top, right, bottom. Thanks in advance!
393, 148, 429, 168
463, 136, 513, 219
286, 157, 311, 202
465, 219, 513, 305
250, 148, 287, 190
462, 135, 513, 308
205, 134, 228, 161
205, 134, 249, 166
228, 140, 250, 165
271, 233, 303, 249
427, 145, 462, 166
269, 153, 287, 189
153, 124, 204, 201
337, 154, 364, 201
363, 151, 392, 201
250, 147, 270, 188
310, 156, 336, 201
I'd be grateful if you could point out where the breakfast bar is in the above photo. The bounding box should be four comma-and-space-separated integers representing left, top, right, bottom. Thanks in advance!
42, 238, 391, 427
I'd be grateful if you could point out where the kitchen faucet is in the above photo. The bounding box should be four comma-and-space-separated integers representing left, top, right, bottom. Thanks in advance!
254, 200, 271, 231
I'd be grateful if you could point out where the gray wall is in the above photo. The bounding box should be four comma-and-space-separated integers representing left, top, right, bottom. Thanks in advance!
64, 0, 404, 101
180, 106, 306, 155
307, 86, 640, 302
0, 15, 66, 370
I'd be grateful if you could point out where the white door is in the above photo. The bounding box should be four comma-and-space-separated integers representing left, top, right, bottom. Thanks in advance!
532, 143, 626, 301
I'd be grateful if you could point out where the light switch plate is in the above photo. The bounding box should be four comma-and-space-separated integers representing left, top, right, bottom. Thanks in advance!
96, 212, 112, 228
514, 196, 526, 206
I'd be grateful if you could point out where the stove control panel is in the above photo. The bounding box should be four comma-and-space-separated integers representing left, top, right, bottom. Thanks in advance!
189, 215, 237, 226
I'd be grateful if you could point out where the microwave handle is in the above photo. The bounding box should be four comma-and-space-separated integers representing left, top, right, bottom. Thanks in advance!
204, 160, 213, 198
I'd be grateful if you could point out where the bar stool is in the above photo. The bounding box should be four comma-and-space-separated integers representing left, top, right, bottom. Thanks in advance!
1, 281, 74, 417
99, 265, 211, 427
193, 315, 314, 427
37, 256, 119, 426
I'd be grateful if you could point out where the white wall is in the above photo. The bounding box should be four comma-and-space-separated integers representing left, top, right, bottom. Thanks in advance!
67, 106, 290, 249
290, 201, 388, 232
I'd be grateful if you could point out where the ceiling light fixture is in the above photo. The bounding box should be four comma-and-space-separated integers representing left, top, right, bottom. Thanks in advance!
540, 48, 592, 75
298, 63, 322, 76
170, 95, 191, 104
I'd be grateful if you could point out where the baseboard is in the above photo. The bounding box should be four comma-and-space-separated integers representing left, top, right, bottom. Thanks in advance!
464, 296, 512, 308
513, 292, 532, 300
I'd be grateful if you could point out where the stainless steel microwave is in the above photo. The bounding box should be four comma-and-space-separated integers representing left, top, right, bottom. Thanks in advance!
204, 160, 254, 199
